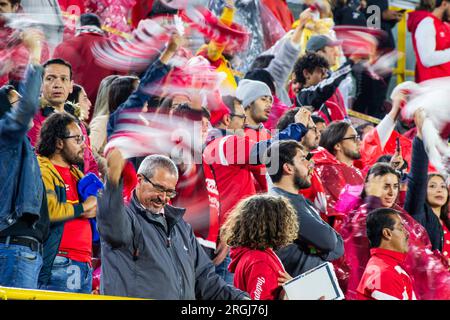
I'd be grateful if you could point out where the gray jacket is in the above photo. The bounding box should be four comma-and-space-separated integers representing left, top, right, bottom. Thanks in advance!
270, 187, 344, 277
97, 180, 248, 300
265, 36, 301, 106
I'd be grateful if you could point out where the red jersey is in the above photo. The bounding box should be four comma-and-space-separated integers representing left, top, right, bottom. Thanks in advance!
408, 11, 450, 82
54, 165, 92, 263
357, 248, 417, 300
229, 247, 285, 300
203, 132, 259, 226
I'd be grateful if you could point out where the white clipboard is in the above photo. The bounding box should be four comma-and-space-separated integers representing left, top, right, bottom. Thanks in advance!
282, 262, 344, 300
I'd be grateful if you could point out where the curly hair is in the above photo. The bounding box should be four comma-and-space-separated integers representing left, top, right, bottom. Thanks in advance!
36, 113, 78, 157
220, 194, 299, 251
293, 52, 329, 86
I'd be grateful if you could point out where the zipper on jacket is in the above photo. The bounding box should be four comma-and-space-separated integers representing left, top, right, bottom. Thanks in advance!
154, 224, 184, 299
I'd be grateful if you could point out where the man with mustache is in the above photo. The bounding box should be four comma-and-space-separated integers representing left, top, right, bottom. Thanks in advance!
357, 208, 416, 300
314, 121, 365, 230
96, 150, 249, 300
267, 140, 344, 277
36, 112, 98, 293
236, 79, 274, 143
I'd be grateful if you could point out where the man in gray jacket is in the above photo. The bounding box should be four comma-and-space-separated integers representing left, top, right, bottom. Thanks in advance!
97, 149, 249, 300
266, 140, 344, 277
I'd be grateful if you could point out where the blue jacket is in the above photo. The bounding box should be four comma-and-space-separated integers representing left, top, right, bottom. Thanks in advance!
107, 59, 171, 138
0, 64, 44, 232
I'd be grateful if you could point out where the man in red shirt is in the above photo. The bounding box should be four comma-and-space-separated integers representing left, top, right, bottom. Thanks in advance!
357, 208, 417, 300
203, 98, 309, 284
37, 113, 97, 293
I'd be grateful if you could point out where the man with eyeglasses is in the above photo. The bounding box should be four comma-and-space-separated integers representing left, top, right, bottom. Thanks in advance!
36, 112, 98, 293
357, 208, 416, 300
96, 150, 249, 300
203, 102, 311, 285
313, 121, 365, 230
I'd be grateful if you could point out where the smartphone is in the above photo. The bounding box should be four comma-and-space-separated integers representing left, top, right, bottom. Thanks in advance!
396, 137, 401, 152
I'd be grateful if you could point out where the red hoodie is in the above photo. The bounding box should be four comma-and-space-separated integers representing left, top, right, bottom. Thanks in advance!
229, 247, 285, 300
407, 10, 450, 82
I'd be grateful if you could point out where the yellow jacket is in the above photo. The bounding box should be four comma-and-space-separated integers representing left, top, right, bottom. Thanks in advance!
196, 5, 238, 91
38, 155, 85, 222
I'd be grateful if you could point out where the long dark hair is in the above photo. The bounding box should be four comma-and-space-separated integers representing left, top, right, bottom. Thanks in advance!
36, 113, 77, 157
67, 84, 83, 104
319, 121, 352, 156
361, 163, 401, 201
108, 76, 139, 114
427, 173, 450, 230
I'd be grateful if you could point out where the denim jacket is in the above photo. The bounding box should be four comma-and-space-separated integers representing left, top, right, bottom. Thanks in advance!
0, 64, 44, 232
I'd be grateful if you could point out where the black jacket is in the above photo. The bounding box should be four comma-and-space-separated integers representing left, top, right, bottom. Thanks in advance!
296, 60, 354, 111
404, 137, 445, 251
270, 187, 344, 277
97, 180, 249, 300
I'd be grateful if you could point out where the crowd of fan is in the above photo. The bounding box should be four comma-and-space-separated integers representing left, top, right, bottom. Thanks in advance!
0, 0, 449, 300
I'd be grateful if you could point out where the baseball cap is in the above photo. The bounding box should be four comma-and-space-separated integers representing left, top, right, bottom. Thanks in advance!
306, 35, 343, 52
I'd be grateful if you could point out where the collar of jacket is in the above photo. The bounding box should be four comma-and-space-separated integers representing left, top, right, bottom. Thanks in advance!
40, 100, 80, 118
245, 123, 265, 131
37, 155, 84, 185
370, 247, 407, 266
205, 127, 230, 145
130, 191, 186, 232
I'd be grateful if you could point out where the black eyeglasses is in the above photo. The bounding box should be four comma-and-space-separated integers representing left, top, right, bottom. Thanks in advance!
141, 174, 177, 199
62, 135, 85, 145
341, 135, 360, 143
230, 113, 246, 120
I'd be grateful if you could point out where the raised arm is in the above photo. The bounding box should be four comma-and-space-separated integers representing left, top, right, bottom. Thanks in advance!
0, 29, 43, 142
97, 149, 134, 247
107, 33, 182, 138
403, 109, 428, 223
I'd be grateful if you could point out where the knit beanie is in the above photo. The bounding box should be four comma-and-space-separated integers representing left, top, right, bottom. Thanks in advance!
235, 79, 273, 109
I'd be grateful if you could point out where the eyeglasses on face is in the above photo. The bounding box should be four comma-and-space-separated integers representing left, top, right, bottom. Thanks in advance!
62, 134, 85, 145
230, 113, 246, 120
341, 135, 361, 143
141, 174, 177, 199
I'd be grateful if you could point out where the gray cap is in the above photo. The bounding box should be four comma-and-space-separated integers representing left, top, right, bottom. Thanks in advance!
306, 35, 342, 52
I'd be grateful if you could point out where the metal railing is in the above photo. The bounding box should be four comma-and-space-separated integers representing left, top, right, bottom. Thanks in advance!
0, 286, 144, 300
